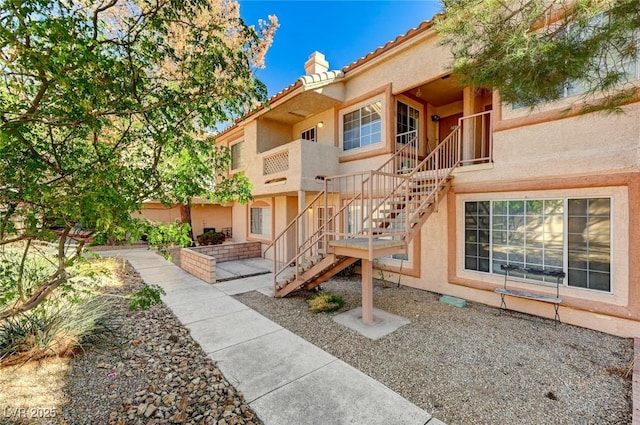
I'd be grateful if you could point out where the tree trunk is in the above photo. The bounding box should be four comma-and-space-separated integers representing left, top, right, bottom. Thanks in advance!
179, 201, 195, 245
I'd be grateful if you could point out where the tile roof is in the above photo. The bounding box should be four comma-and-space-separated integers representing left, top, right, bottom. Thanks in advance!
216, 17, 436, 138
298, 70, 344, 89
341, 19, 435, 73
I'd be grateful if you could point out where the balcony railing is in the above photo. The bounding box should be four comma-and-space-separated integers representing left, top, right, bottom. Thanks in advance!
250, 138, 340, 195
263, 149, 289, 175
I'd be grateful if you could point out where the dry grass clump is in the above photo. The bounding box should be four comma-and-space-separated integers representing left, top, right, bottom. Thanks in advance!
0, 254, 124, 367
307, 291, 346, 313
0, 297, 120, 366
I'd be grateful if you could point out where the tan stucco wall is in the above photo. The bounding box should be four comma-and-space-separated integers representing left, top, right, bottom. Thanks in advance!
455, 103, 640, 186
136, 203, 232, 238
291, 108, 336, 146
344, 31, 448, 100
135, 203, 181, 224
213, 25, 640, 336
247, 139, 340, 197
189, 203, 232, 238
257, 119, 292, 153
231, 202, 247, 243
376, 180, 639, 338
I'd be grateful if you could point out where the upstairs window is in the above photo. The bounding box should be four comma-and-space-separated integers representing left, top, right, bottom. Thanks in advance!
230, 141, 243, 170
301, 127, 316, 142
343, 100, 382, 151
563, 13, 639, 98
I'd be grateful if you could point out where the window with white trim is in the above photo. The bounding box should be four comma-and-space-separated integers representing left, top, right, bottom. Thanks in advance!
250, 206, 271, 237
564, 13, 639, 97
230, 141, 243, 170
511, 13, 639, 109
464, 198, 611, 291
343, 100, 382, 151
396, 100, 420, 144
301, 127, 316, 142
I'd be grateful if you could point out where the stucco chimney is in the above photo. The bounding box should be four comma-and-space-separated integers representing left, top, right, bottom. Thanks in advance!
304, 51, 329, 75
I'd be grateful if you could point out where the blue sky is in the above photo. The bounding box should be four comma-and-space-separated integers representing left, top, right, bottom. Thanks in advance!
238, 1, 443, 96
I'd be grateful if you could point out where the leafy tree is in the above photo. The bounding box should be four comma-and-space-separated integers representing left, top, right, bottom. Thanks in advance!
0, 0, 277, 319
160, 143, 253, 243
436, 0, 640, 111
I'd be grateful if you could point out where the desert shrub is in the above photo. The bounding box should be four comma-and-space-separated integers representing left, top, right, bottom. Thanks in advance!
308, 291, 346, 314
0, 248, 162, 366
0, 246, 56, 307
0, 297, 120, 366
196, 230, 226, 246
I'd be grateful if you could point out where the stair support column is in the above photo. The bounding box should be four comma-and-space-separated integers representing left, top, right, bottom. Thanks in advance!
361, 258, 374, 324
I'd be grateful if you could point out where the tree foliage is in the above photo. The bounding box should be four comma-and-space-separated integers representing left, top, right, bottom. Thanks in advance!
436, 0, 640, 111
0, 0, 277, 319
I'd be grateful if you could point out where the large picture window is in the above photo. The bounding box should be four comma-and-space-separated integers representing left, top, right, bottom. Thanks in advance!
250, 206, 271, 237
464, 198, 611, 292
343, 100, 382, 151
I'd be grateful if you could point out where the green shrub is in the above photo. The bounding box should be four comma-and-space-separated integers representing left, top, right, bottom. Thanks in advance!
307, 291, 346, 314
196, 230, 226, 246
0, 297, 120, 366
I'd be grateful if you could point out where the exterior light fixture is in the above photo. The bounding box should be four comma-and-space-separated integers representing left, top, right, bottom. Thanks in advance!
317, 121, 324, 128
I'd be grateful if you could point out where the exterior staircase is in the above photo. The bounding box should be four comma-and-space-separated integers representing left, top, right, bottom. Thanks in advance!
267, 111, 491, 297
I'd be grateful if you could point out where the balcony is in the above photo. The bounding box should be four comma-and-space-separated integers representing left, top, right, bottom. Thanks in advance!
248, 139, 340, 196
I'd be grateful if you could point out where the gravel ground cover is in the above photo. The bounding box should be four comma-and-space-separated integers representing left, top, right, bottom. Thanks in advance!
235, 276, 633, 425
0, 260, 261, 425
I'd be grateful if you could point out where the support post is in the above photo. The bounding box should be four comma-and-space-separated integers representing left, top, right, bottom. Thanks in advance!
297, 190, 306, 256
361, 258, 374, 324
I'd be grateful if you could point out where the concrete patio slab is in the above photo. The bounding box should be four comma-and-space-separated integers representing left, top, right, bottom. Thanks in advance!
256, 286, 274, 297
215, 274, 273, 295
213, 328, 336, 403
333, 307, 411, 340
168, 296, 249, 325
216, 258, 271, 276
249, 359, 432, 425
186, 308, 282, 354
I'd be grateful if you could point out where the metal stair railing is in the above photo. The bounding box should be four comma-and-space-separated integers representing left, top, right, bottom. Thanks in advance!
268, 133, 419, 290
268, 109, 492, 293
361, 125, 462, 245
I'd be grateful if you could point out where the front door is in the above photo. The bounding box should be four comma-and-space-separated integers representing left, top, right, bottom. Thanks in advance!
438, 112, 463, 143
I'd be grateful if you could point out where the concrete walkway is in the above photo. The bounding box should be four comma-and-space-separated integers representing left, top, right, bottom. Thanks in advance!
101, 249, 443, 425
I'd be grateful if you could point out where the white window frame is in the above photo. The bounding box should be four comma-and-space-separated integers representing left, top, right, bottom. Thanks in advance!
340, 98, 384, 152
301, 127, 316, 142
462, 197, 613, 293
230, 141, 243, 171
510, 14, 639, 110
250, 205, 271, 238
396, 98, 422, 146
563, 14, 640, 98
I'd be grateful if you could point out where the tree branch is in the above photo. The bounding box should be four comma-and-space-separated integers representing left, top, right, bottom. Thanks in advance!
0, 227, 86, 321
15, 238, 32, 303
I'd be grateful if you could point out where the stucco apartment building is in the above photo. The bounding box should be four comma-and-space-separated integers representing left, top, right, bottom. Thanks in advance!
143, 19, 640, 337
